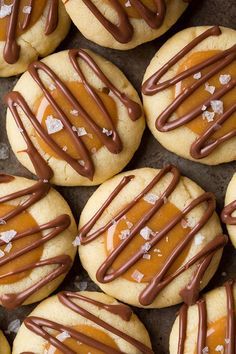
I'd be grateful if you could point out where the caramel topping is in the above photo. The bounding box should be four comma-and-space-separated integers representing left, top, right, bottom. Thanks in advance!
107, 0, 157, 19
46, 325, 119, 354
35, 82, 117, 160
176, 50, 236, 141
0, 204, 43, 284
201, 317, 227, 353
106, 200, 190, 283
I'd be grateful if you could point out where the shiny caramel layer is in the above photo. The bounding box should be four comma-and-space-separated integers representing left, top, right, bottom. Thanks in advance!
0, 204, 43, 284
176, 50, 236, 140
118, 0, 157, 18
0, 0, 47, 41
105, 199, 190, 283
46, 324, 119, 353
35, 82, 117, 160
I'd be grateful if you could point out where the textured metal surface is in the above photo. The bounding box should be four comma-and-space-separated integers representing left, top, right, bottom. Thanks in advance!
0, 0, 236, 352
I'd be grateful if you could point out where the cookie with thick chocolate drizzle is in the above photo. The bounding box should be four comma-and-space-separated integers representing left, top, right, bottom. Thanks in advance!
6, 49, 145, 186
13, 291, 153, 354
78, 165, 226, 308
142, 26, 236, 165
221, 172, 236, 248
170, 280, 236, 354
0, 0, 70, 77
0, 173, 77, 309
62, 0, 188, 50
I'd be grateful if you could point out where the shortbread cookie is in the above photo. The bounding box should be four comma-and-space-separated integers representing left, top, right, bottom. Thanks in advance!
0, 330, 10, 354
142, 26, 236, 165
0, 174, 77, 309
78, 165, 226, 308
0, 0, 70, 77
62, 0, 188, 50
13, 291, 153, 354
221, 173, 236, 248
170, 280, 236, 354
6, 49, 145, 186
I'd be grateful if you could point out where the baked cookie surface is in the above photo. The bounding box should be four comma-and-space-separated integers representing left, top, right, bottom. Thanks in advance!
6, 49, 145, 186
0, 174, 77, 309
0, 330, 10, 354
0, 0, 70, 77
170, 280, 236, 354
78, 165, 226, 308
142, 26, 236, 165
13, 290, 153, 354
62, 0, 188, 50
221, 173, 236, 248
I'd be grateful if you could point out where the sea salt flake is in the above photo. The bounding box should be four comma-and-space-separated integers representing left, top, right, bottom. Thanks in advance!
77, 127, 87, 137
48, 83, 56, 91
143, 253, 151, 260
102, 128, 113, 136
126, 220, 133, 229
78, 160, 85, 166
0, 4, 13, 19
70, 109, 79, 116
0, 229, 17, 243
140, 226, 153, 240
56, 331, 71, 342
202, 347, 209, 354
7, 319, 21, 334
201, 105, 207, 111
210, 100, 224, 114
194, 233, 205, 246
205, 83, 215, 94
62, 145, 68, 152
0, 143, 9, 160
225, 338, 230, 344
215, 345, 224, 353
141, 242, 151, 253
0, 249, 5, 258
72, 126, 77, 132
125, 0, 131, 7
0, 219, 6, 225
131, 270, 144, 283
4, 242, 12, 253
119, 229, 130, 240
219, 74, 231, 85
46, 347, 56, 354
202, 110, 215, 122
154, 248, 161, 253
72, 236, 81, 247
143, 193, 158, 205
45, 116, 63, 134
193, 72, 201, 80
185, 215, 197, 229
23, 5, 32, 14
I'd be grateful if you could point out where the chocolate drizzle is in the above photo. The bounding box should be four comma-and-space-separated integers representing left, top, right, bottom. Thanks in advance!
142, 26, 236, 159
80, 0, 166, 43
0, 174, 72, 309
177, 280, 236, 354
5, 49, 142, 181
3, 0, 59, 64
23, 291, 153, 354
79, 165, 227, 306
222, 200, 236, 225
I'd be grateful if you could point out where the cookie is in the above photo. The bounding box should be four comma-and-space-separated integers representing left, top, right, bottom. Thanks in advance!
13, 290, 153, 354
142, 26, 236, 165
221, 173, 236, 248
0, 174, 77, 309
0, 330, 10, 354
62, 0, 188, 50
0, 0, 70, 77
170, 280, 236, 354
78, 165, 227, 308
5, 49, 145, 186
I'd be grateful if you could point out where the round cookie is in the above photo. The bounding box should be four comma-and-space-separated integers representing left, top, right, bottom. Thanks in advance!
142, 26, 236, 165
78, 165, 226, 308
170, 280, 236, 354
62, 0, 188, 50
0, 330, 10, 354
13, 290, 153, 354
0, 174, 77, 309
221, 173, 236, 248
0, 0, 70, 77
6, 49, 145, 186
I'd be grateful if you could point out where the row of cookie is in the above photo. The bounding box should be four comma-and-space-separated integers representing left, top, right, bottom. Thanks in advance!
0, 165, 235, 311
0, 0, 189, 76
3, 25, 236, 189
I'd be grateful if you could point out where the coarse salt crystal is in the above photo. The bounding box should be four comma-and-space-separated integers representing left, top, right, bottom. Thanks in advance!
210, 100, 224, 114
4, 242, 12, 253
70, 109, 79, 116
23, 5, 32, 14
78, 160, 85, 166
219, 74, 231, 85
0, 4, 13, 19
102, 128, 113, 136
0, 230, 17, 243
45, 116, 63, 135
77, 127, 87, 137
49, 83, 56, 91
119, 229, 130, 240
201, 105, 207, 111
225, 338, 230, 344
186, 215, 197, 229
140, 226, 153, 240
202, 110, 215, 122
56, 331, 71, 342
126, 220, 133, 229
62, 145, 68, 152
193, 72, 201, 80
143, 193, 158, 205
215, 345, 224, 353
125, 0, 131, 7
0, 249, 5, 258
205, 83, 215, 94
72, 236, 81, 247
131, 270, 144, 283
143, 253, 151, 260
194, 233, 205, 246
202, 347, 209, 354
141, 242, 151, 253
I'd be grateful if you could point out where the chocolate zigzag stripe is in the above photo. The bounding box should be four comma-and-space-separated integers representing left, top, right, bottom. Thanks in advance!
0, 175, 72, 309
78, 165, 227, 306
177, 280, 235, 354
23, 291, 153, 354
5, 49, 142, 181
142, 26, 236, 159
222, 200, 236, 225
3, 0, 59, 64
